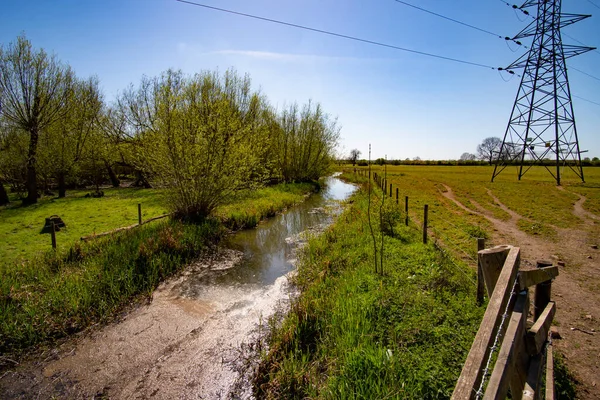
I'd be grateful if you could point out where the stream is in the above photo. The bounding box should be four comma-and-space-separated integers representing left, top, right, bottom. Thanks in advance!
2, 175, 355, 399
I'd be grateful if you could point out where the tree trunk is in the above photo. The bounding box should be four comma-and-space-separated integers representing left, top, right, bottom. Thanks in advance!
134, 170, 152, 189
58, 172, 66, 198
24, 127, 40, 205
105, 161, 120, 187
0, 182, 9, 206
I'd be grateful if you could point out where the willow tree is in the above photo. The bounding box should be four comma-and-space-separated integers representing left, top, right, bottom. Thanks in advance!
120, 69, 272, 219
276, 100, 340, 182
0, 36, 74, 204
40, 76, 103, 197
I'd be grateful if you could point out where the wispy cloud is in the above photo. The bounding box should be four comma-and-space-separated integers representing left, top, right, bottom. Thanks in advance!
207, 49, 366, 63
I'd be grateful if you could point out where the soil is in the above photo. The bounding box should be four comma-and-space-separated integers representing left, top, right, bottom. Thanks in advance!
441, 184, 600, 399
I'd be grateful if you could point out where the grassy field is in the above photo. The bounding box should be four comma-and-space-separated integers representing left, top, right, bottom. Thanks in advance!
255, 167, 594, 398
353, 165, 600, 256
0, 183, 318, 267
0, 182, 317, 358
254, 173, 484, 398
1, 187, 169, 266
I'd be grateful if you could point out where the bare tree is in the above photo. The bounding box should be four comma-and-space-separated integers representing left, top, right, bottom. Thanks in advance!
0, 36, 74, 204
460, 152, 476, 161
477, 137, 502, 165
349, 148, 361, 166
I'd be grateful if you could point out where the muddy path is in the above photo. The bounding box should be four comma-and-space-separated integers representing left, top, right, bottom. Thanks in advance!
0, 177, 356, 399
441, 184, 600, 399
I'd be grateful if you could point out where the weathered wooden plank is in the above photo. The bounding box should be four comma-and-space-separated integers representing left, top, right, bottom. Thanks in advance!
518, 266, 558, 290
479, 245, 512, 297
522, 351, 546, 400
81, 223, 138, 241
143, 213, 171, 224
80, 214, 172, 241
546, 343, 555, 400
534, 262, 552, 321
483, 290, 529, 400
526, 302, 556, 356
452, 246, 521, 400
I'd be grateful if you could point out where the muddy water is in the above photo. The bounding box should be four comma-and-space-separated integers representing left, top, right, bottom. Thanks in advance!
5, 176, 355, 400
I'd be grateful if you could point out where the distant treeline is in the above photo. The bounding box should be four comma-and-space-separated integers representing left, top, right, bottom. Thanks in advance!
350, 158, 600, 167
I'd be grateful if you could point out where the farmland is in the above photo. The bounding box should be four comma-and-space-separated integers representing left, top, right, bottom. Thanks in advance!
255, 165, 599, 399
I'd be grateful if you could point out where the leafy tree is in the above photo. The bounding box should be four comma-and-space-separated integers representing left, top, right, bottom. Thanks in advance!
0, 35, 74, 204
275, 101, 340, 182
349, 149, 361, 166
477, 137, 502, 165
120, 69, 272, 219
40, 76, 103, 197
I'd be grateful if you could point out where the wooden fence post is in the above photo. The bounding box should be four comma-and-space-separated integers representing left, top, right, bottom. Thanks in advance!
478, 245, 512, 297
534, 260, 553, 320
405, 196, 409, 226
477, 238, 486, 305
389, 183, 392, 197
396, 188, 399, 205
51, 221, 57, 250
138, 203, 142, 225
423, 204, 428, 244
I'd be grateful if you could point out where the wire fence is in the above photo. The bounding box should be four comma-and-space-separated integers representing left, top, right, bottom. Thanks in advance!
348, 167, 495, 298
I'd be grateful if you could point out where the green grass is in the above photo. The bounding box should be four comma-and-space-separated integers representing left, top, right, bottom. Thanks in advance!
0, 182, 317, 359
215, 182, 318, 230
353, 165, 600, 244
254, 174, 484, 398
0, 187, 169, 266
0, 183, 319, 267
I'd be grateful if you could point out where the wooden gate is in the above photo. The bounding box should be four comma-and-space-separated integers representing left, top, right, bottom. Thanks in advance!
452, 245, 559, 400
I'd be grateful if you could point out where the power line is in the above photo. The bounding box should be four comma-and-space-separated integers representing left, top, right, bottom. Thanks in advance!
392, 0, 502, 38
570, 66, 600, 81
175, 0, 497, 70
586, 0, 600, 10
574, 95, 600, 106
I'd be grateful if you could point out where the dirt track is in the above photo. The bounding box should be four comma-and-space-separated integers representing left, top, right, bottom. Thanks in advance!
442, 184, 600, 399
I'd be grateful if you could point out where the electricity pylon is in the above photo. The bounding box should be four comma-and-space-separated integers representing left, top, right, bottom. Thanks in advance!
492, 0, 595, 185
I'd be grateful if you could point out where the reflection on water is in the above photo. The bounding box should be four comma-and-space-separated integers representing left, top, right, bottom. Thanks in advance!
177, 176, 356, 296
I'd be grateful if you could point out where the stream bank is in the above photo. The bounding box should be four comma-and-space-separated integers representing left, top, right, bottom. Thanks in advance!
0, 176, 355, 399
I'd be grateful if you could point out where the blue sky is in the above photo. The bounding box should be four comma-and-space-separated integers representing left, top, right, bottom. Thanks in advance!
1, 0, 598, 160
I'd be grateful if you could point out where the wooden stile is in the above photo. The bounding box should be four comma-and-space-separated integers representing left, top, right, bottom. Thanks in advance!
452, 246, 521, 400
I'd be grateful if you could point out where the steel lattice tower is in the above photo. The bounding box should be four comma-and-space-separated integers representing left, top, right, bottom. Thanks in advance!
492, 0, 594, 185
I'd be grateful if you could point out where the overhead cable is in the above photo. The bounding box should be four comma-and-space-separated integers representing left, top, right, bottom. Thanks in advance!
393, 0, 502, 38
569, 66, 600, 81
175, 0, 497, 70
